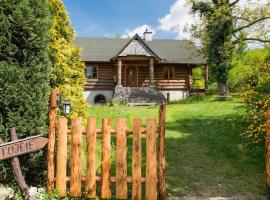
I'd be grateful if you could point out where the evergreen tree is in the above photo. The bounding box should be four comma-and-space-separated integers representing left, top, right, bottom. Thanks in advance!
48, 0, 88, 118
0, 0, 51, 183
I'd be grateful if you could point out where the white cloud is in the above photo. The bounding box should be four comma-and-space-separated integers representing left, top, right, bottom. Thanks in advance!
158, 0, 194, 39
121, 24, 156, 38
121, 0, 269, 41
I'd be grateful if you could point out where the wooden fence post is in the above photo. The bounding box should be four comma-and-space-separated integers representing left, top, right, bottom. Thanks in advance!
132, 119, 142, 200
47, 89, 59, 191
70, 118, 83, 197
116, 118, 127, 199
56, 118, 67, 197
158, 104, 166, 200
101, 118, 112, 199
146, 119, 157, 200
266, 104, 270, 193
85, 118, 97, 198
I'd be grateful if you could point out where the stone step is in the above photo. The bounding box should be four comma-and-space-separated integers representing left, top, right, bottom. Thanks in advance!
114, 87, 162, 105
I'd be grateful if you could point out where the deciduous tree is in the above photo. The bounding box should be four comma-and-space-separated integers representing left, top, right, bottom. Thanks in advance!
189, 0, 270, 95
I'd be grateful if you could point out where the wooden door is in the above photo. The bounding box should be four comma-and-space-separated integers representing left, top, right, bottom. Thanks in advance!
126, 67, 138, 87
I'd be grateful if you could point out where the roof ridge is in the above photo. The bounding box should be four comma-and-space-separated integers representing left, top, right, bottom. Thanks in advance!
75, 36, 190, 42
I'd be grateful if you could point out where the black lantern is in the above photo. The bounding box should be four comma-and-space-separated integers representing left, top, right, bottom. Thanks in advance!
57, 95, 71, 115
63, 100, 71, 115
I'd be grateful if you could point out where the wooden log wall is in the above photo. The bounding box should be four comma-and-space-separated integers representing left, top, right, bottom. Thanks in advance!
153, 64, 188, 90
50, 105, 166, 199
84, 61, 189, 90
84, 63, 116, 90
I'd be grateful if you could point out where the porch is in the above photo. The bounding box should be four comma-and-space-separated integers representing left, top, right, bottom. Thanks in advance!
115, 56, 209, 91
116, 56, 155, 88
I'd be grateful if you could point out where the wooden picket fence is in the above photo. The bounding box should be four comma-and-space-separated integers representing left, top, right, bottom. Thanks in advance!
47, 89, 166, 200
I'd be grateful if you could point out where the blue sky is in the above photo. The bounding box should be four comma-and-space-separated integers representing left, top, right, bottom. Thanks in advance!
62, 0, 191, 39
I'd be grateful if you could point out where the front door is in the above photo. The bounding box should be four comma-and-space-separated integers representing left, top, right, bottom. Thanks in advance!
126, 67, 138, 87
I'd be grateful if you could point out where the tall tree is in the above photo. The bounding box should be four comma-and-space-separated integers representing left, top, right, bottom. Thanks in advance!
189, 0, 270, 95
48, 0, 88, 118
0, 0, 51, 183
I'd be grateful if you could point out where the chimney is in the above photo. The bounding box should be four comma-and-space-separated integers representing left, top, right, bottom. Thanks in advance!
143, 28, 153, 41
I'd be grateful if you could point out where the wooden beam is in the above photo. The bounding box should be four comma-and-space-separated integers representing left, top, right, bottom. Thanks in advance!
205, 64, 209, 89
117, 58, 122, 86
149, 58, 155, 87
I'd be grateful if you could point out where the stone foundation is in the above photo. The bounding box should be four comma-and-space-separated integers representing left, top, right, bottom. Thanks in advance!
114, 87, 162, 104
84, 90, 113, 105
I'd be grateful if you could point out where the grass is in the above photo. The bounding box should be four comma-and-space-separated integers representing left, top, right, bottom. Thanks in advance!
86, 94, 266, 199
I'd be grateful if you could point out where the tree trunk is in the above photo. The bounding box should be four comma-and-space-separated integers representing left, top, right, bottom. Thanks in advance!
218, 81, 228, 96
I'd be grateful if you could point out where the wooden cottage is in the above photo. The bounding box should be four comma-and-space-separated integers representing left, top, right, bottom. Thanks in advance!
74, 30, 207, 105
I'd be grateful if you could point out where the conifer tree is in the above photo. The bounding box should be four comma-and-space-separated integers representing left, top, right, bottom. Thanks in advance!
48, 0, 88, 118
0, 0, 51, 183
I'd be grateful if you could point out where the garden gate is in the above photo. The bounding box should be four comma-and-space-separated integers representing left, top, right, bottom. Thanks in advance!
47, 89, 166, 200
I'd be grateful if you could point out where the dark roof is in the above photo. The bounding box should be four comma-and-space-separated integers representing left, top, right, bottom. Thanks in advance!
73, 36, 206, 64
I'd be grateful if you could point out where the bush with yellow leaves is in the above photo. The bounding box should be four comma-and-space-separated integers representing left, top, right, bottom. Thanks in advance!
240, 47, 270, 149
48, 0, 88, 118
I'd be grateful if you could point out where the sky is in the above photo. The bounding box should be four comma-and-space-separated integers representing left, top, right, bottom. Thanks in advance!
62, 0, 269, 42
62, 0, 193, 40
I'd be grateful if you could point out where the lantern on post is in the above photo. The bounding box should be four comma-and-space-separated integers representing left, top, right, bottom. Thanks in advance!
63, 100, 71, 115
57, 95, 71, 116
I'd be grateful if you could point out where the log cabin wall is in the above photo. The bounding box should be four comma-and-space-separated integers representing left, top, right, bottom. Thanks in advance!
84, 62, 117, 91
143, 64, 189, 90
84, 61, 189, 91
155, 64, 189, 90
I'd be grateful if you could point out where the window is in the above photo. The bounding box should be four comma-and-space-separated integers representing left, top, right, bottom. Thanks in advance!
86, 65, 97, 79
164, 66, 174, 80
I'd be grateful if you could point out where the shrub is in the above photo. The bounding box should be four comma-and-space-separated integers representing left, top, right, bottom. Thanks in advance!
228, 48, 268, 92
240, 46, 270, 150
48, 0, 88, 119
192, 66, 205, 89
0, 0, 51, 184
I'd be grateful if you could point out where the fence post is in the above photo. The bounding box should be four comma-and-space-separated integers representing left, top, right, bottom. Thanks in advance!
116, 118, 128, 199
158, 104, 166, 200
70, 118, 83, 197
266, 104, 270, 194
56, 118, 67, 197
86, 118, 97, 198
132, 119, 142, 200
101, 118, 112, 199
47, 89, 59, 191
146, 119, 157, 200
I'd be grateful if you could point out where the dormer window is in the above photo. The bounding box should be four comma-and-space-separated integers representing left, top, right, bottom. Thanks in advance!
86, 65, 97, 79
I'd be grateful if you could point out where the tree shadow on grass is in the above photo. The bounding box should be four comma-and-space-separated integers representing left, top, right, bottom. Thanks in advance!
165, 113, 265, 198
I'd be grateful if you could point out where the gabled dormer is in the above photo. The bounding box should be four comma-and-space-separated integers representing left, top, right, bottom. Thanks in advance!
114, 34, 160, 60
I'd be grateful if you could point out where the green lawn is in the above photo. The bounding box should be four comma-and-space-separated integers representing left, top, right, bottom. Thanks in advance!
87, 95, 265, 199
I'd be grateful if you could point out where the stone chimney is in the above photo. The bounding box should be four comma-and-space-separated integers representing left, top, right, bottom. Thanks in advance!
143, 28, 153, 41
